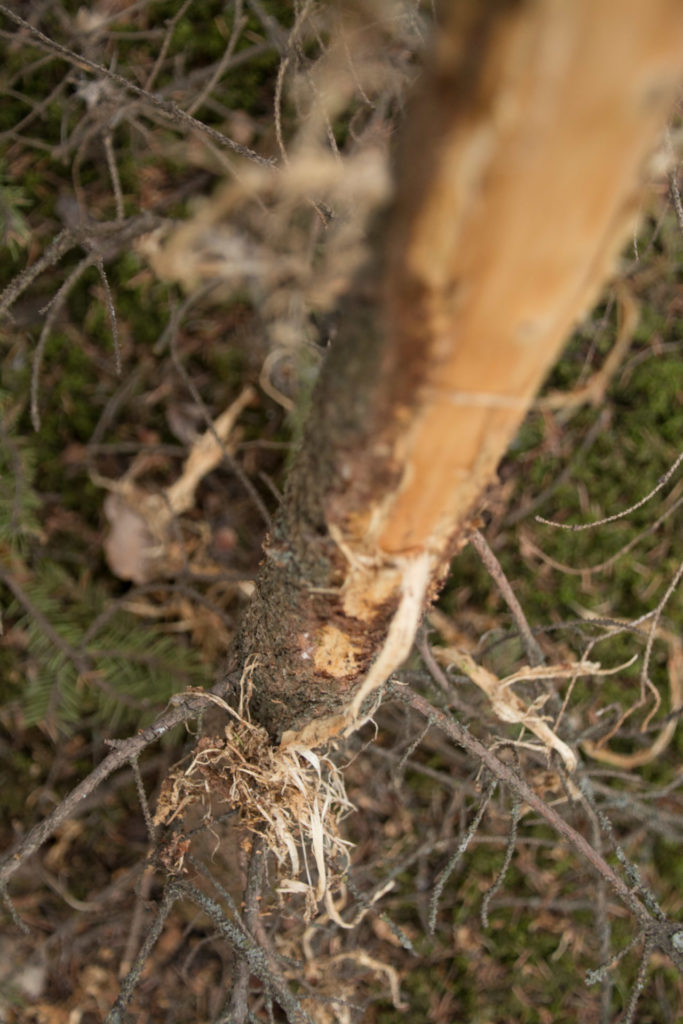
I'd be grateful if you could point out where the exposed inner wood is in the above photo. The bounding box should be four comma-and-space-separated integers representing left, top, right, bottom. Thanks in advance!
226, 0, 683, 743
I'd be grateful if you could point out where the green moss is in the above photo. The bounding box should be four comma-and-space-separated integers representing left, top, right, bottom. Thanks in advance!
446, 338, 682, 635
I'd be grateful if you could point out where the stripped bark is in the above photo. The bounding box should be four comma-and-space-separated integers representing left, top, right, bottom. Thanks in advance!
226, 0, 683, 743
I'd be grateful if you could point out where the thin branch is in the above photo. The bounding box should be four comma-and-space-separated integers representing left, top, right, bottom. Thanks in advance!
393, 719, 431, 784
470, 529, 545, 666
535, 450, 683, 531
505, 408, 611, 526
223, 837, 269, 1024
118, 862, 156, 980
174, 880, 313, 1024
106, 884, 178, 1024
94, 256, 122, 375
144, 0, 194, 92
273, 40, 291, 166
187, 0, 246, 117
32, 253, 94, 429
190, 855, 249, 933
428, 775, 497, 933
588, 803, 613, 1024
102, 133, 125, 223
480, 779, 521, 928
522, 487, 683, 576
0, 68, 74, 140
640, 558, 683, 711
582, 786, 665, 922
166, 298, 273, 531
389, 682, 683, 972
415, 629, 479, 717
131, 756, 156, 841
0, 882, 30, 935
0, 5, 275, 168
226, 844, 264, 1023
0, 699, 197, 888
0, 228, 73, 319
586, 929, 647, 986
622, 934, 656, 1024
245, 0, 289, 52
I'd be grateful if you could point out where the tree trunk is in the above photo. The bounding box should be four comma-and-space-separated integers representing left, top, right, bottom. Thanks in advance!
226, 0, 683, 744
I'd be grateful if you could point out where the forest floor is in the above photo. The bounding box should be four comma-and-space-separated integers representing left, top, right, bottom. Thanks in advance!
0, 3, 682, 1022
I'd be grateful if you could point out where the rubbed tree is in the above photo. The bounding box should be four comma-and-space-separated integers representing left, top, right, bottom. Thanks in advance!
226, 0, 683, 745
3, 5, 683, 1017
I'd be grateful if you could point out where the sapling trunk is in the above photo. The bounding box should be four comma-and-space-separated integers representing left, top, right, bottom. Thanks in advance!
225, 0, 683, 743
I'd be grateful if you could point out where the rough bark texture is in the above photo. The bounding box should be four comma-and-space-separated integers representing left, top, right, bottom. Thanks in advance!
226, 0, 683, 743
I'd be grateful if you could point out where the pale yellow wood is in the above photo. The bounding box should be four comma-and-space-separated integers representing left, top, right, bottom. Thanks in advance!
369, 0, 683, 558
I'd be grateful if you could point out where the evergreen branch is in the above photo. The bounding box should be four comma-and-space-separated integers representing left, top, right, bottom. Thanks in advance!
0, 565, 88, 673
